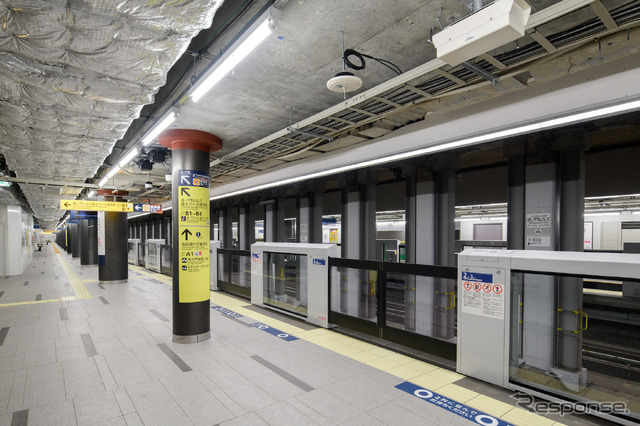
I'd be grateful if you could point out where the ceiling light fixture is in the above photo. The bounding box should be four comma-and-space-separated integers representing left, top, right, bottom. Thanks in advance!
190, 9, 273, 102
98, 165, 121, 188
210, 98, 640, 201
326, 31, 363, 98
119, 148, 140, 167
455, 217, 482, 222
142, 112, 176, 146
584, 211, 621, 217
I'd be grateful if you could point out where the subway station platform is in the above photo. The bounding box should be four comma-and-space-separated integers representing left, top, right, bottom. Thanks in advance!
0, 246, 610, 426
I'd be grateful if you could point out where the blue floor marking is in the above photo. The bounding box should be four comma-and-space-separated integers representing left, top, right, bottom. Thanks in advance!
395, 381, 514, 426
211, 304, 243, 319
251, 322, 298, 341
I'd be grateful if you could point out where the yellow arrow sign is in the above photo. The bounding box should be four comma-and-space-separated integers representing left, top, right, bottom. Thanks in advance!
60, 199, 134, 212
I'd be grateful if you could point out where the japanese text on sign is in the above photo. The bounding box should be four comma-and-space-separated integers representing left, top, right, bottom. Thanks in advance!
178, 169, 210, 303
461, 269, 504, 320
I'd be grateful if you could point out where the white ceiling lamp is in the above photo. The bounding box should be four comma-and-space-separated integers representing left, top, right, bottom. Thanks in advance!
584, 211, 621, 217
326, 31, 362, 97
455, 216, 482, 222
142, 112, 176, 146
98, 165, 120, 188
118, 148, 139, 167
210, 98, 640, 201
190, 8, 274, 102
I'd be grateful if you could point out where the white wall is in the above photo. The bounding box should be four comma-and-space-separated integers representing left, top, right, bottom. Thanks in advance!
0, 205, 35, 276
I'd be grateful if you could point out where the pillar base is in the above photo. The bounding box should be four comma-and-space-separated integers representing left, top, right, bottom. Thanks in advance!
172, 331, 211, 344
98, 279, 128, 284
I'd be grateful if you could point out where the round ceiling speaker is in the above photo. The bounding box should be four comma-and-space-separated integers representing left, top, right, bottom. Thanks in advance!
326, 71, 363, 93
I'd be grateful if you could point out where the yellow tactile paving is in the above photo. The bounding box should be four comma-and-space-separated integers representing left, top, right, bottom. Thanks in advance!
142, 272, 558, 426
58, 252, 92, 300
0, 297, 76, 307
436, 383, 479, 404
0, 245, 90, 307
386, 364, 426, 380
466, 394, 516, 418
411, 372, 451, 390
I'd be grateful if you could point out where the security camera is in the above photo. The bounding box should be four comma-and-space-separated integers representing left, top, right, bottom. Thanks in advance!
145, 182, 153, 189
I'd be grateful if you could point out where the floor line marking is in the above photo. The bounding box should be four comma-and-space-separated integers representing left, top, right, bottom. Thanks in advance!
81, 333, 97, 357
11, 408, 28, 426
0, 327, 9, 346
157, 343, 192, 372
251, 355, 314, 392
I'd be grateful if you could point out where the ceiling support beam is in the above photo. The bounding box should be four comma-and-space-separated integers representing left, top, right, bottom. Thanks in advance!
479, 53, 507, 70
528, 29, 558, 53
436, 69, 465, 85
590, 0, 618, 31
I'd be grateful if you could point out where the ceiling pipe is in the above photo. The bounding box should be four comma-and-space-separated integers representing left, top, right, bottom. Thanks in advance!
209, 0, 598, 169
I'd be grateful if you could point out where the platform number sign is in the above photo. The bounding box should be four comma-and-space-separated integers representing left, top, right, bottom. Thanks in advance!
461, 270, 505, 320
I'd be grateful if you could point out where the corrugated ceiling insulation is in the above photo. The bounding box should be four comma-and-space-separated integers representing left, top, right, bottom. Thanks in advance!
0, 0, 223, 229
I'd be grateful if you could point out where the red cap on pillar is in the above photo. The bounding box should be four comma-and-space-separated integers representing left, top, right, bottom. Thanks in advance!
159, 129, 222, 153
97, 190, 129, 196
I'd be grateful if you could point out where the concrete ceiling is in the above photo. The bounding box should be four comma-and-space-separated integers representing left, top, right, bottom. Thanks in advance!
1, 0, 639, 229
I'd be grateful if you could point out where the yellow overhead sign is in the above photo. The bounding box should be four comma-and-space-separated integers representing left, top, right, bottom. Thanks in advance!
60, 199, 134, 212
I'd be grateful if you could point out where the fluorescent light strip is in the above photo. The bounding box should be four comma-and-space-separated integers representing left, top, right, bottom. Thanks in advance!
119, 148, 139, 167
584, 211, 621, 217
98, 176, 109, 188
106, 165, 120, 179
191, 19, 272, 102
142, 112, 176, 146
210, 98, 640, 201
455, 217, 482, 222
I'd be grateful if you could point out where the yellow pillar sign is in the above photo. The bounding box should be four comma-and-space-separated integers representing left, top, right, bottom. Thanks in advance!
60, 199, 133, 212
178, 170, 210, 303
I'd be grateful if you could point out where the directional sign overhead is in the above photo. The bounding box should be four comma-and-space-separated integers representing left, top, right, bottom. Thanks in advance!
60, 199, 134, 212
133, 203, 163, 213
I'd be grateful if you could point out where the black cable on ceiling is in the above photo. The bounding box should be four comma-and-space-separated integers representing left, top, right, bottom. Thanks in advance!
343, 48, 402, 76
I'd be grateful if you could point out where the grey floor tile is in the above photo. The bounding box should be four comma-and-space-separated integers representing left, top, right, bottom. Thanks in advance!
221, 412, 268, 426
73, 390, 122, 426
137, 400, 191, 426
22, 378, 66, 409
369, 400, 440, 426
123, 412, 144, 426
159, 371, 207, 400
113, 388, 136, 415
0, 412, 10, 426
340, 413, 387, 426
175, 390, 235, 425
254, 400, 321, 426
23, 401, 77, 426
324, 376, 397, 412
25, 362, 63, 386
220, 379, 278, 413
294, 389, 363, 425
125, 379, 173, 412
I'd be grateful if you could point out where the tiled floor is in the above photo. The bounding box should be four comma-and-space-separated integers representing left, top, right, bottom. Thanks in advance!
0, 245, 612, 425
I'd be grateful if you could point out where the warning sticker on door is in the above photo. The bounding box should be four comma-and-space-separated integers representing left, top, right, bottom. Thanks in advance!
461, 270, 504, 320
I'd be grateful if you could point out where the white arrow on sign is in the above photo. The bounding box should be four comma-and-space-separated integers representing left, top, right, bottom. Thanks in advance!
180, 175, 190, 185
